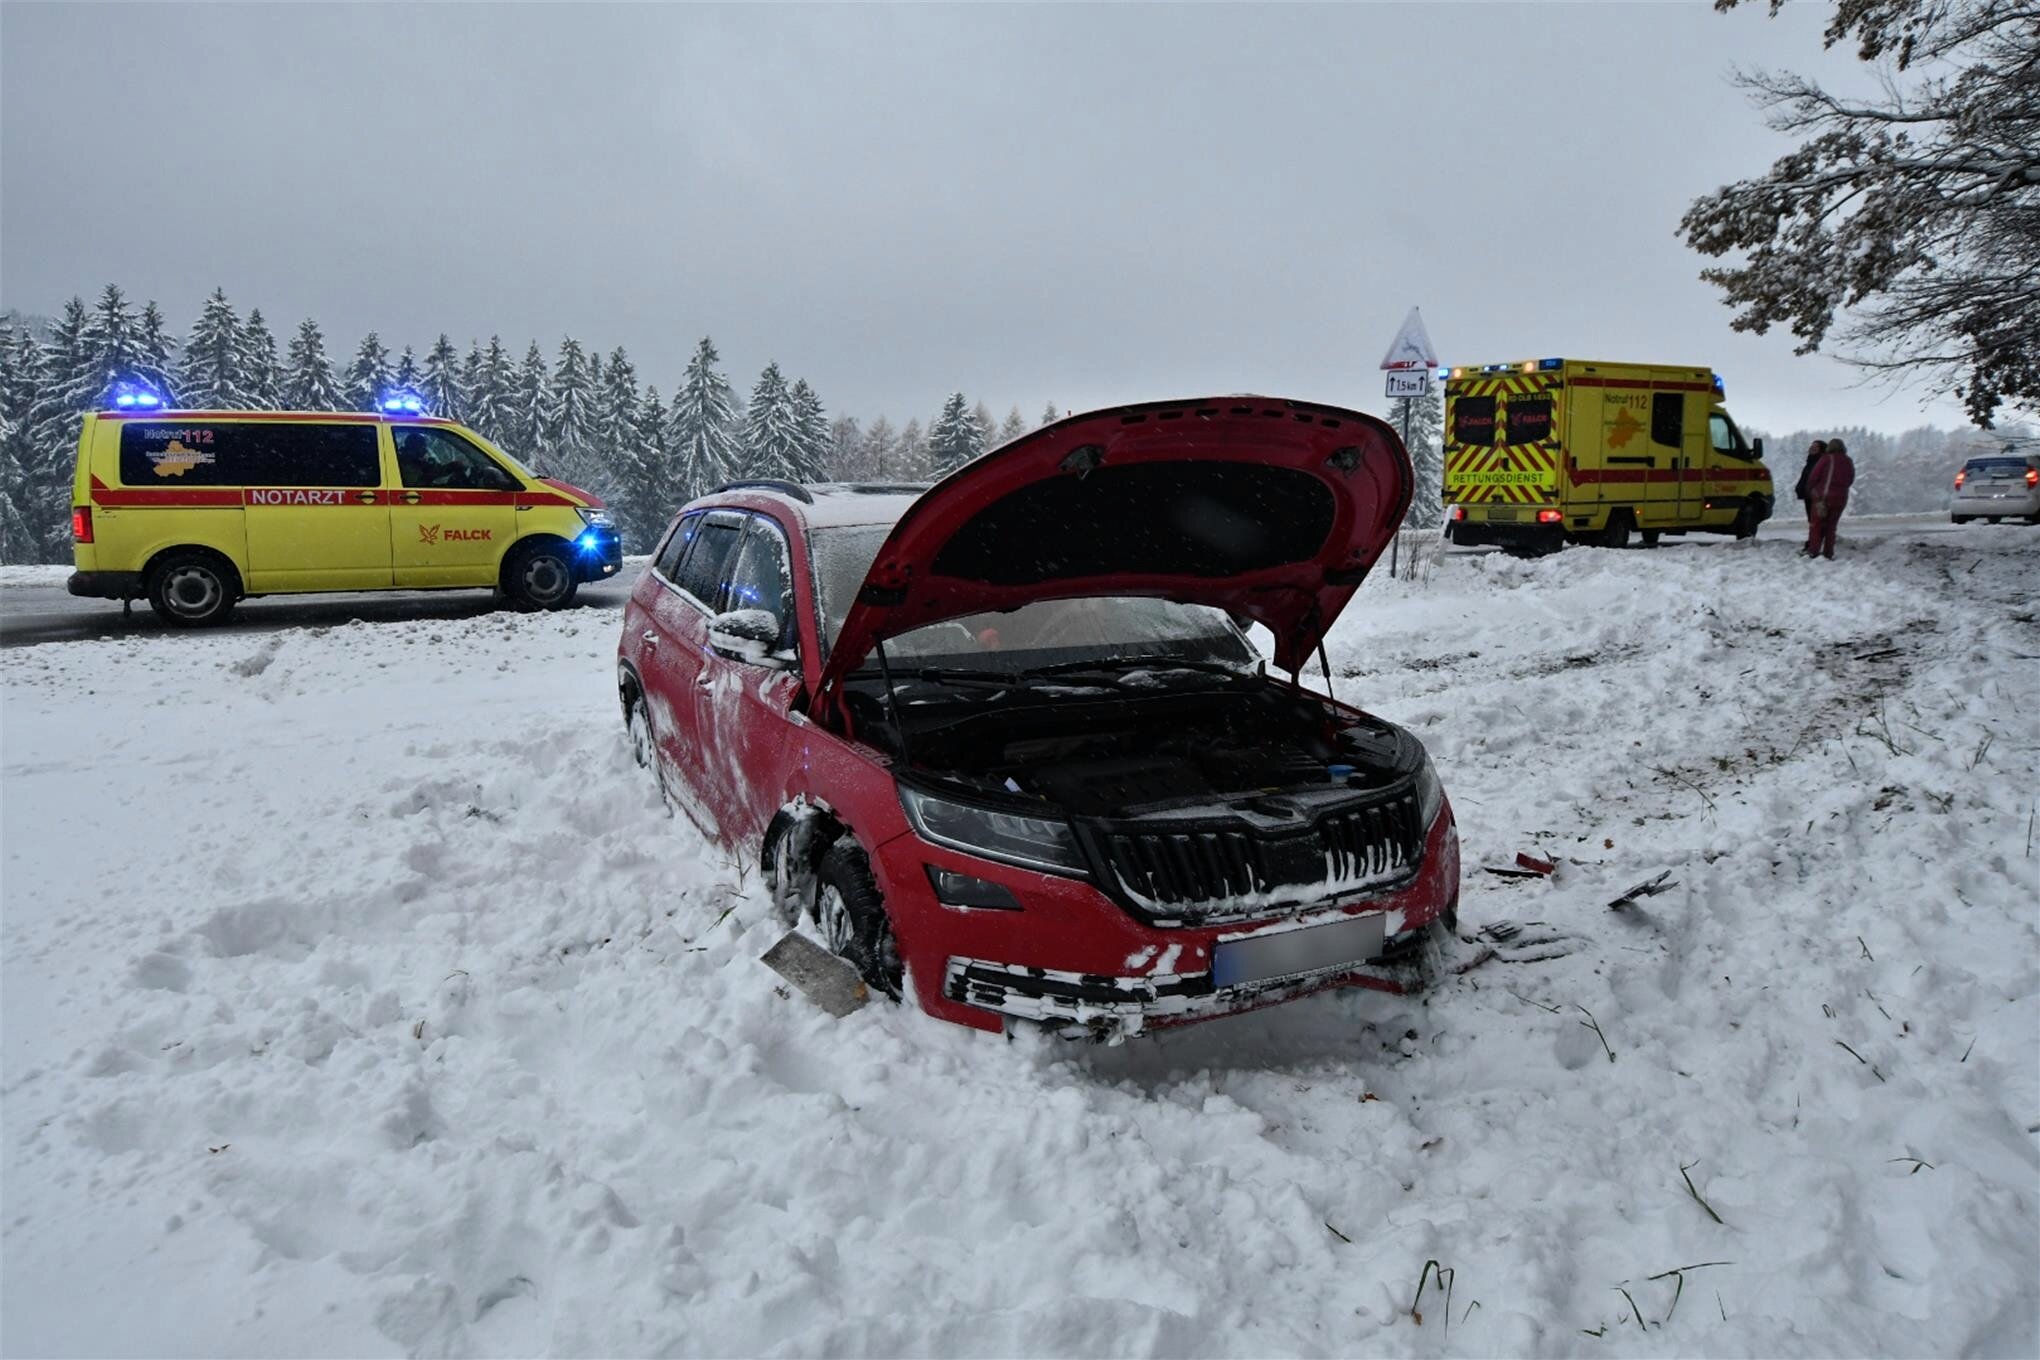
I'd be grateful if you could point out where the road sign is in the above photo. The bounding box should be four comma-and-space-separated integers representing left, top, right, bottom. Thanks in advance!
1380, 306, 1440, 371
1386, 369, 1431, 399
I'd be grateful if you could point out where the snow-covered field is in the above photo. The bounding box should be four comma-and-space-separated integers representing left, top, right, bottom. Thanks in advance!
4, 528, 2036, 1358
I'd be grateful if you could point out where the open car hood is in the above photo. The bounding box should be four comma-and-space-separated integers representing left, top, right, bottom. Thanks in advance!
820, 396, 1411, 700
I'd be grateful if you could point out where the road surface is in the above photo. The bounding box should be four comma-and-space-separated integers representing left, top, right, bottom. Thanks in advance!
0, 561, 646, 649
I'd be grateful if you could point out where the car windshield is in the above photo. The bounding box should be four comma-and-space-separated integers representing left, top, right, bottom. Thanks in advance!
810, 523, 1257, 673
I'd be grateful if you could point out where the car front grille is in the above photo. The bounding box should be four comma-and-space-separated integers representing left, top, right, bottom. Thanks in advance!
1094, 793, 1424, 922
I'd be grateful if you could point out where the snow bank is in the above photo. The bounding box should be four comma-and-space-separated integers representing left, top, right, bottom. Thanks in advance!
3, 531, 2035, 1358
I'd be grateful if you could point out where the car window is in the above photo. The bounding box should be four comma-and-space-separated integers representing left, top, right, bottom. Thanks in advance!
676, 512, 746, 610
1708, 412, 1754, 460
1651, 393, 1683, 449
723, 517, 796, 654
117, 421, 380, 487
393, 427, 520, 492
653, 514, 696, 581
1963, 458, 2030, 477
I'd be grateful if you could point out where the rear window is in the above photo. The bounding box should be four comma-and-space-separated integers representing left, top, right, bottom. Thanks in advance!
1452, 395, 1496, 446
1963, 458, 2030, 477
1506, 398, 1553, 445
118, 421, 380, 488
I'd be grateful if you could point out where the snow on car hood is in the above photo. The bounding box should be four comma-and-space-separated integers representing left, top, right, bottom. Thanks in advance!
821, 396, 1411, 696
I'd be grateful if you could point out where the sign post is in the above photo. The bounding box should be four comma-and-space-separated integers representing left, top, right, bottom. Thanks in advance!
1379, 307, 1441, 577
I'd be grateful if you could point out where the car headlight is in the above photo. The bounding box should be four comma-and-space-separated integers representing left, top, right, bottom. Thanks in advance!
1414, 753, 1445, 830
577, 507, 616, 529
899, 785, 1089, 877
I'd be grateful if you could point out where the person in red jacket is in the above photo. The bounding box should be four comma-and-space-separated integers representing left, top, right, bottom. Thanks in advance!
1805, 437, 1856, 559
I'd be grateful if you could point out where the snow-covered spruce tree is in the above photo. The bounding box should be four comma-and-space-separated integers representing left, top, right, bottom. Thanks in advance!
136, 301, 177, 402
857, 415, 899, 480
83, 286, 140, 393
545, 338, 601, 489
0, 325, 44, 563
636, 382, 674, 535
999, 405, 1028, 445
1385, 385, 1445, 528
928, 392, 983, 474
788, 378, 830, 482
392, 346, 420, 396
668, 337, 744, 502
464, 337, 515, 448
595, 346, 647, 529
829, 415, 862, 478
509, 341, 550, 467
1682, 0, 2039, 427
744, 362, 800, 481
345, 332, 394, 412
241, 309, 280, 409
422, 333, 464, 420
1040, 401, 1060, 428
22, 300, 97, 559
896, 417, 929, 479
971, 400, 997, 456
178, 287, 249, 409
283, 319, 346, 411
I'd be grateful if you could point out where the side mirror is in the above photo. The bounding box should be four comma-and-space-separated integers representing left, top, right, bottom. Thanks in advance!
709, 609, 790, 668
1752, 437, 1765, 459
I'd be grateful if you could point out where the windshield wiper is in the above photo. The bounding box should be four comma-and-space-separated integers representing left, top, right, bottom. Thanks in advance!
1018, 658, 1256, 685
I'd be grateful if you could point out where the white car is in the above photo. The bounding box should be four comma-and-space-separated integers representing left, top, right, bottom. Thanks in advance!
1951, 453, 2040, 524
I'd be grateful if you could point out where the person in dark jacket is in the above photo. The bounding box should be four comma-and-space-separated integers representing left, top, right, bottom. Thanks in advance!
1793, 439, 1827, 516
1805, 438, 1856, 559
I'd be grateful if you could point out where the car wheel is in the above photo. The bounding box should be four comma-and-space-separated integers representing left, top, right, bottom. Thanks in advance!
1598, 511, 1632, 549
148, 550, 238, 627
1951, 516, 1969, 524
625, 690, 655, 771
1640, 529, 1661, 548
813, 839, 902, 1001
1987, 516, 2003, 525
507, 542, 578, 610
1731, 508, 1761, 540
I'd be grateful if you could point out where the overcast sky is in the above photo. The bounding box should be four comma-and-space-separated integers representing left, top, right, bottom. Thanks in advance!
1, 2, 1966, 436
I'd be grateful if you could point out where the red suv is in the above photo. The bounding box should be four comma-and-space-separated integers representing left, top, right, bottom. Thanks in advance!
617, 397, 1460, 1038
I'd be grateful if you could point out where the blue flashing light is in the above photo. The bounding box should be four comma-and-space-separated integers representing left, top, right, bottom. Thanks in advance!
378, 389, 426, 415
576, 531, 600, 552
108, 380, 164, 412
1539, 358, 1563, 370
1712, 373, 1725, 396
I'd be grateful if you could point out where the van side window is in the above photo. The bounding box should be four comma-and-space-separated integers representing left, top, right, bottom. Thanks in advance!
393, 427, 520, 492
1452, 395, 1496, 446
724, 517, 795, 654
653, 515, 697, 582
675, 513, 746, 610
118, 422, 379, 487
1651, 393, 1684, 449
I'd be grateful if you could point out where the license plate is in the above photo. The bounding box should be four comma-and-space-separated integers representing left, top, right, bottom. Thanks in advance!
1487, 506, 1519, 522
1212, 912, 1389, 988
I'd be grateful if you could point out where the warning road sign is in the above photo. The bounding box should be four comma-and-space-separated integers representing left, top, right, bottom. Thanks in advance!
1379, 307, 1439, 371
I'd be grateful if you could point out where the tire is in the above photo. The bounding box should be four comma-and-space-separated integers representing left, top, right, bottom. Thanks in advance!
624, 689, 654, 770
506, 541, 578, 610
147, 549, 238, 627
1951, 516, 1970, 524
1732, 508, 1761, 540
1987, 516, 2002, 525
813, 839, 903, 1001
1598, 511, 1632, 550
1640, 529, 1661, 548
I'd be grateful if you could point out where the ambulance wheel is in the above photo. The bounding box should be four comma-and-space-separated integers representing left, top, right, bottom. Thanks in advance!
813, 839, 902, 1001
147, 549, 238, 627
1640, 529, 1661, 548
506, 541, 579, 610
1987, 516, 2002, 525
1732, 508, 1761, 539
1598, 512, 1633, 549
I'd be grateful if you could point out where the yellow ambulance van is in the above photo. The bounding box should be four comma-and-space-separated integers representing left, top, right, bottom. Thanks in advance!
67, 400, 620, 625
1443, 359, 1773, 554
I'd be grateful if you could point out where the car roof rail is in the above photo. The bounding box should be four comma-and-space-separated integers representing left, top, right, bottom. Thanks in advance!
711, 478, 814, 504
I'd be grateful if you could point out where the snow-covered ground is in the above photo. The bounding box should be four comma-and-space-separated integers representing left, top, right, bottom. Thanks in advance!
3, 527, 2036, 1358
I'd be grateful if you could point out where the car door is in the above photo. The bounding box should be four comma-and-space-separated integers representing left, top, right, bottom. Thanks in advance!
387, 425, 522, 587
651, 510, 749, 828
688, 513, 806, 851
622, 516, 697, 772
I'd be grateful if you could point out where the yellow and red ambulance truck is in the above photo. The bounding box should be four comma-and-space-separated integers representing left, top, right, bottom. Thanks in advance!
1443, 359, 1772, 553
68, 401, 620, 625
